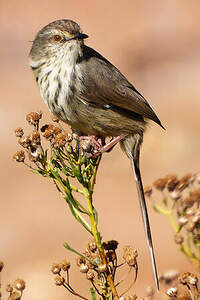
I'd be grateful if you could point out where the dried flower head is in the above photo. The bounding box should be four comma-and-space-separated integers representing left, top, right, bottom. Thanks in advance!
26, 111, 42, 126
51, 263, 61, 274
60, 259, 70, 271
14, 128, 24, 138
87, 240, 97, 252
18, 136, 31, 148
153, 178, 167, 191
28, 148, 40, 162
179, 272, 198, 287
86, 270, 95, 280
13, 150, 25, 162
128, 296, 137, 300
29, 131, 41, 146
174, 233, 184, 245
166, 175, 179, 192
144, 186, 153, 197
54, 275, 65, 286
170, 191, 181, 201
10, 291, 21, 300
166, 287, 177, 297
97, 264, 107, 273
106, 250, 116, 262
123, 246, 138, 267
176, 174, 194, 191
76, 256, 86, 267
13, 279, 26, 291
54, 133, 66, 148
102, 240, 118, 251
79, 264, 89, 273
6, 284, 13, 293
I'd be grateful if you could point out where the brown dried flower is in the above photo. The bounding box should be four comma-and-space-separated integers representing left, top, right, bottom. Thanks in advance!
179, 272, 198, 287
166, 174, 179, 192
54, 133, 66, 148
14, 128, 24, 138
60, 259, 70, 271
86, 270, 95, 280
13, 279, 26, 291
26, 112, 42, 126
87, 240, 97, 253
174, 233, 184, 245
6, 284, 13, 293
54, 275, 65, 286
18, 136, 31, 148
106, 250, 116, 262
97, 264, 107, 273
79, 264, 89, 273
29, 131, 41, 146
166, 287, 177, 297
51, 263, 61, 274
76, 256, 86, 267
176, 174, 194, 191
153, 178, 167, 191
13, 150, 25, 162
123, 246, 138, 267
28, 149, 40, 162
10, 291, 21, 300
102, 240, 118, 251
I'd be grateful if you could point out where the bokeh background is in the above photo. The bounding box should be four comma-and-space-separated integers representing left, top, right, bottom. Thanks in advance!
1, 1, 200, 299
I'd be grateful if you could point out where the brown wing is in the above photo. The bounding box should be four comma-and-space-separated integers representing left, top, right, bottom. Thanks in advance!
78, 45, 163, 128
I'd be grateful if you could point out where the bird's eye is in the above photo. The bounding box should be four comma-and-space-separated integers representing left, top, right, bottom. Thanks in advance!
53, 34, 63, 42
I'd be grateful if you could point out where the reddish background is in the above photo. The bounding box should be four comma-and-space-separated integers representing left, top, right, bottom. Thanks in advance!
1, 1, 200, 299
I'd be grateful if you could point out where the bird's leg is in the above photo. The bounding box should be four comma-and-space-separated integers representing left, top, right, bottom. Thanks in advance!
76, 134, 128, 157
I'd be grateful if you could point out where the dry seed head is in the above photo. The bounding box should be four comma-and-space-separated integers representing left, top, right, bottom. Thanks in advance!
178, 272, 198, 286
128, 296, 137, 300
28, 148, 40, 162
14, 128, 24, 138
29, 131, 41, 146
54, 133, 66, 148
123, 246, 138, 267
184, 196, 196, 208
88, 240, 97, 252
51, 115, 60, 123
97, 264, 107, 273
6, 284, 13, 293
178, 216, 188, 226
76, 256, 86, 267
26, 112, 42, 126
144, 186, 153, 197
106, 250, 116, 262
176, 174, 193, 191
86, 270, 95, 280
54, 275, 64, 286
13, 279, 25, 291
153, 178, 167, 191
18, 136, 31, 148
174, 233, 184, 245
79, 264, 89, 273
60, 259, 70, 271
102, 240, 118, 251
166, 175, 179, 192
10, 291, 21, 300
170, 191, 181, 201
13, 150, 25, 162
51, 263, 61, 274
166, 287, 177, 297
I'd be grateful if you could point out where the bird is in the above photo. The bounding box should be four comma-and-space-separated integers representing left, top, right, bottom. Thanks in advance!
29, 19, 164, 291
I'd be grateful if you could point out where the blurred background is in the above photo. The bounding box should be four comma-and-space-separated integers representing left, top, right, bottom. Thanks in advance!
1, 1, 200, 299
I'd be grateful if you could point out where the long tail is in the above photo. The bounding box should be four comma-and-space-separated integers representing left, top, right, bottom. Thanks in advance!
120, 134, 159, 291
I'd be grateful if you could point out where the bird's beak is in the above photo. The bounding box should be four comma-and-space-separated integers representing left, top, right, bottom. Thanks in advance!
75, 33, 89, 40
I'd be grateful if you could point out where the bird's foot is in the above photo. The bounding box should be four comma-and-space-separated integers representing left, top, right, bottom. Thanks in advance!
77, 134, 127, 158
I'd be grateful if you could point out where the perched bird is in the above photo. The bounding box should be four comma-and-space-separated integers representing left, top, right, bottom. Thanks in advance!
29, 19, 164, 290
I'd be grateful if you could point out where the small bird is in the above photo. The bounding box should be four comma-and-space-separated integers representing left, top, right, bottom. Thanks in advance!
29, 19, 164, 290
